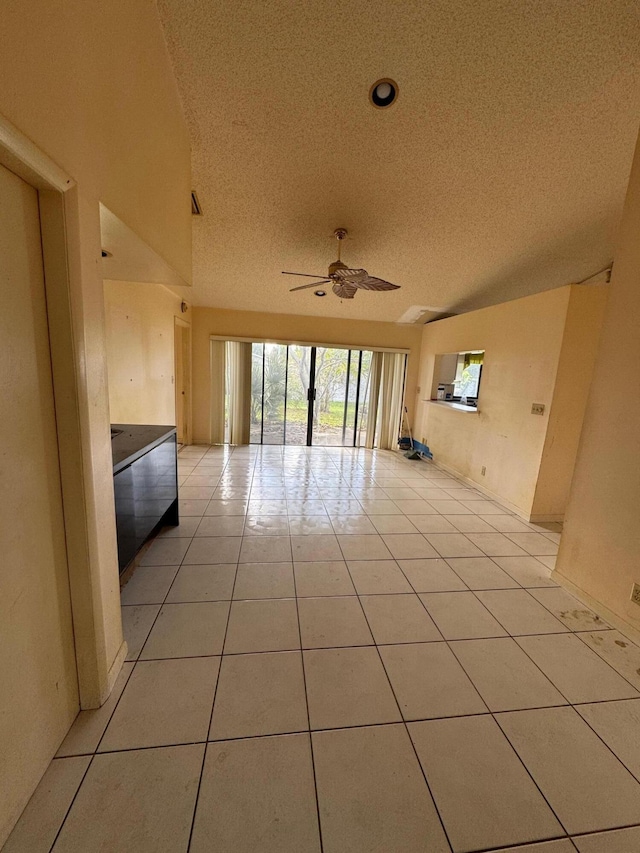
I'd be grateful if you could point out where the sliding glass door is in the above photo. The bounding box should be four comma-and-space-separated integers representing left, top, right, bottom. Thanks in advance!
310, 347, 376, 446
249, 343, 288, 444
285, 345, 311, 445
249, 343, 384, 447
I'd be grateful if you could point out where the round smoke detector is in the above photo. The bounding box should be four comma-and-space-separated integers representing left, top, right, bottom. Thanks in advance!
369, 78, 399, 108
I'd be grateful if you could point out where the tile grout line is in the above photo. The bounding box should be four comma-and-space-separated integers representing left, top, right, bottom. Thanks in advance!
336, 535, 457, 853
290, 525, 326, 853
45, 747, 98, 852
185, 446, 247, 853
50, 712, 640, 766
571, 703, 640, 789
572, 628, 640, 694
464, 583, 564, 640
570, 820, 640, 841
459, 834, 578, 853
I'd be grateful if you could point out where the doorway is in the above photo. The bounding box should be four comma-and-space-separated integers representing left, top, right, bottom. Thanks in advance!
174, 318, 191, 445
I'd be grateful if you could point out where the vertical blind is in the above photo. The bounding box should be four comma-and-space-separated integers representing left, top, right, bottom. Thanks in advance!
226, 341, 252, 445
364, 351, 382, 449
209, 340, 226, 444
377, 352, 406, 450
362, 351, 406, 450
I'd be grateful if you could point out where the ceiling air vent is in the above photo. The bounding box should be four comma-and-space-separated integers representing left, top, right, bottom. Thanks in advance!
191, 191, 202, 216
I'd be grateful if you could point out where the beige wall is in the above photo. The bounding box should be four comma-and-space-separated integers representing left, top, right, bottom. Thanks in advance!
0, 0, 191, 283
555, 133, 640, 639
0, 0, 191, 700
414, 286, 606, 519
104, 281, 190, 426
0, 0, 191, 814
531, 286, 608, 518
192, 307, 423, 444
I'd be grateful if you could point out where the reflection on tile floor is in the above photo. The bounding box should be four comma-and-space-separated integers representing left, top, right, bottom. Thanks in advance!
5, 446, 640, 853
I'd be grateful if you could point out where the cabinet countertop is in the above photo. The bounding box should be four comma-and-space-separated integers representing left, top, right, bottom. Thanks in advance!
111, 424, 176, 474
425, 400, 479, 413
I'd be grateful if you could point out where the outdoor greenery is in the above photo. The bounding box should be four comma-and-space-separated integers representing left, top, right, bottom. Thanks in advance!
453, 362, 482, 398
251, 344, 372, 431
265, 399, 357, 426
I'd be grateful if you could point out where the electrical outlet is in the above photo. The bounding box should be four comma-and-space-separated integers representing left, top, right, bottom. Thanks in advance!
481, 466, 486, 476
531, 403, 545, 416
631, 583, 640, 605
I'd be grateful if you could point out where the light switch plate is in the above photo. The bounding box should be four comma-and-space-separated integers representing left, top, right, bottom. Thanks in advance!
631, 583, 640, 606
531, 403, 545, 415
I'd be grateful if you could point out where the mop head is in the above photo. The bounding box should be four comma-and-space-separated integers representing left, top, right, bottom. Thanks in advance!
404, 448, 421, 459
399, 435, 422, 459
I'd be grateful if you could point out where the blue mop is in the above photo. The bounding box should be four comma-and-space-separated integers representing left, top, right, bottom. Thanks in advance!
401, 406, 422, 459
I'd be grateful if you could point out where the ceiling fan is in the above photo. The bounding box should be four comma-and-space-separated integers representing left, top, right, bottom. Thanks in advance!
282, 228, 401, 299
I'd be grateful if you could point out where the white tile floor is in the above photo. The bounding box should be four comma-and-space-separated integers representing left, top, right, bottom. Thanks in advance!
6, 445, 640, 853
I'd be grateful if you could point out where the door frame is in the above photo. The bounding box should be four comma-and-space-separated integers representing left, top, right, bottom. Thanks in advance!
0, 113, 125, 709
210, 332, 409, 354
174, 316, 192, 445
305, 346, 317, 446
246, 342, 373, 448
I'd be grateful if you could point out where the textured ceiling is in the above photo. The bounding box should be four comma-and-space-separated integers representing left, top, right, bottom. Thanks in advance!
158, 0, 640, 322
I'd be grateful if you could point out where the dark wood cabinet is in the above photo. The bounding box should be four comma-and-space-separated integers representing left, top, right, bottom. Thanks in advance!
112, 426, 178, 573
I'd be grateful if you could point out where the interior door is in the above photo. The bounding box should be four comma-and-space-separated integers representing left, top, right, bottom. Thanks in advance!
0, 164, 79, 843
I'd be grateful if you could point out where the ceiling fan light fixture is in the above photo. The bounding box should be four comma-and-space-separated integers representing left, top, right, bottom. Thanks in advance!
370, 78, 398, 108
284, 227, 402, 299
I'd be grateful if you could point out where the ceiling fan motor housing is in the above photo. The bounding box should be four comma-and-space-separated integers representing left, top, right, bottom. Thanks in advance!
328, 260, 348, 277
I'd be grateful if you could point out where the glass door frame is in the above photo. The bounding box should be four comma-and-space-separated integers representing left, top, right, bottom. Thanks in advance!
210, 335, 409, 448
305, 346, 316, 446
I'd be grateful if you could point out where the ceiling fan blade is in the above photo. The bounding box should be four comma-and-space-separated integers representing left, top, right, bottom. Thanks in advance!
290, 280, 331, 292
282, 271, 330, 278
351, 276, 401, 291
332, 282, 357, 299
332, 268, 368, 281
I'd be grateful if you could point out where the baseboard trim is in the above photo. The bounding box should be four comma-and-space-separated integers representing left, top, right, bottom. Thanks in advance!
427, 458, 533, 521
529, 513, 565, 524
551, 570, 640, 647
423, 457, 566, 524
96, 639, 128, 710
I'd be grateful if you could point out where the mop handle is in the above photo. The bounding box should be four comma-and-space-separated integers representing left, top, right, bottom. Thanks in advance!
404, 406, 414, 447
